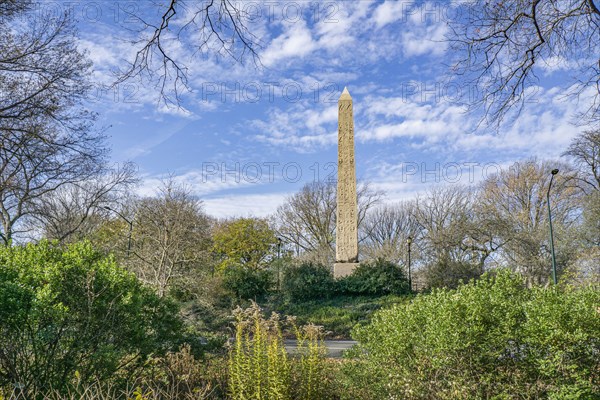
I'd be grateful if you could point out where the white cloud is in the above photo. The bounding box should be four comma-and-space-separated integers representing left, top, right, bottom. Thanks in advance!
361, 120, 446, 141
137, 169, 261, 200
203, 192, 290, 218
358, 94, 469, 142
538, 56, 579, 75
401, 22, 448, 57
261, 21, 317, 66
449, 85, 593, 158
351, 80, 594, 164
252, 104, 338, 152
156, 103, 195, 118
373, 0, 412, 28
314, 1, 375, 50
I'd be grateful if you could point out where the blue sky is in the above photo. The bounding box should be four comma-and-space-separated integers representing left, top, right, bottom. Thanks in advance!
49, 1, 596, 217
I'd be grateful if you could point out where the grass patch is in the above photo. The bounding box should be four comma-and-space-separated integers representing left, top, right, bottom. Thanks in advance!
266, 294, 414, 339
181, 293, 415, 341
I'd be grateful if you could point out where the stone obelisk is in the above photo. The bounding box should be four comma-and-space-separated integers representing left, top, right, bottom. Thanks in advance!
334, 87, 359, 278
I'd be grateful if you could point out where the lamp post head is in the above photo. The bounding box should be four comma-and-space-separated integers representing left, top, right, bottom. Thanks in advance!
407, 236, 413, 245
103, 206, 112, 211
551, 169, 559, 175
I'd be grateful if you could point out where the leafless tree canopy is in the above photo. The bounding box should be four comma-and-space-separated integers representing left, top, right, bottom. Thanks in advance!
450, 0, 600, 127
117, 0, 262, 105
274, 180, 337, 258
0, 3, 106, 244
0, 0, 30, 17
579, 191, 600, 246
478, 159, 581, 283
0, 3, 95, 133
563, 128, 600, 191
412, 185, 494, 268
128, 179, 212, 297
562, 131, 600, 267
31, 163, 138, 243
360, 202, 420, 264
273, 180, 382, 264
354, 161, 586, 287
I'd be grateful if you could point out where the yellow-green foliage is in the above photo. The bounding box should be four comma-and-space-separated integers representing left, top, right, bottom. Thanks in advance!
292, 323, 329, 400
229, 304, 291, 400
228, 303, 332, 400
213, 218, 277, 272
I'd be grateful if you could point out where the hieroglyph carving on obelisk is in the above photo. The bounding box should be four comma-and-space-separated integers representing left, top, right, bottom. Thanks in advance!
334, 87, 359, 277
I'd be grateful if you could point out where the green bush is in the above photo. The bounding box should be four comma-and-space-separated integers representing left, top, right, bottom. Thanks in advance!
222, 265, 273, 300
338, 258, 410, 296
0, 241, 182, 397
281, 262, 335, 302
422, 254, 482, 289
346, 270, 600, 399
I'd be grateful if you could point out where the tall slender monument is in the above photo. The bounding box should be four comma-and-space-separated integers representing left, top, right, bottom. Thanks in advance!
334, 87, 359, 278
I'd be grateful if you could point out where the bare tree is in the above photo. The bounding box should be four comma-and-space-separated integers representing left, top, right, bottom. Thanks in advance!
478, 159, 581, 283
360, 201, 420, 264
412, 185, 502, 288
0, 0, 30, 16
128, 179, 212, 297
562, 130, 600, 281
0, 3, 94, 133
0, 124, 107, 244
579, 191, 600, 246
449, 0, 600, 126
0, 3, 104, 244
565, 246, 600, 285
274, 180, 336, 263
413, 186, 477, 264
273, 180, 382, 264
117, 0, 262, 104
563, 128, 600, 191
30, 163, 138, 243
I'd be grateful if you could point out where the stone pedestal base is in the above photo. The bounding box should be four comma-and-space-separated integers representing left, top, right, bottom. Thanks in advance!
333, 262, 359, 278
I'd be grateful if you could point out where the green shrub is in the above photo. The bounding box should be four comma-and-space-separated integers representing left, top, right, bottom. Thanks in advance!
346, 270, 600, 399
0, 241, 182, 397
222, 265, 273, 300
281, 262, 335, 302
338, 258, 410, 296
423, 254, 482, 289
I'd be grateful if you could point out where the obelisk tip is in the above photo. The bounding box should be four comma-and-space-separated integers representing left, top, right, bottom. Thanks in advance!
339, 86, 352, 100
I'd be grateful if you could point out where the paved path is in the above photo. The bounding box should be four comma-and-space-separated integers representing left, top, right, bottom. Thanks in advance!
284, 340, 357, 359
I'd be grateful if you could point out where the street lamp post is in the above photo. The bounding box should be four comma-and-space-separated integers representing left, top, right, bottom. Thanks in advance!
104, 206, 133, 258
547, 169, 559, 285
277, 237, 282, 291
407, 236, 413, 292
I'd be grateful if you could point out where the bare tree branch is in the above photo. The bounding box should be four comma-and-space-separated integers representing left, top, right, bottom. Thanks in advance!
115, 0, 263, 106
360, 201, 420, 265
273, 180, 383, 265
30, 163, 138, 243
127, 178, 212, 297
563, 128, 600, 191
478, 158, 581, 283
449, 0, 600, 128
0, 5, 105, 244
